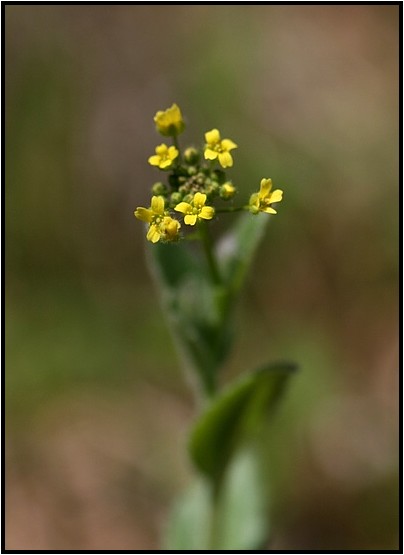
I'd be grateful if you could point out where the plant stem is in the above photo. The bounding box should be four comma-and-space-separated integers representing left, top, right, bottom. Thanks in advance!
172, 134, 180, 151
172, 134, 182, 166
199, 221, 221, 285
209, 486, 222, 550
209, 473, 228, 550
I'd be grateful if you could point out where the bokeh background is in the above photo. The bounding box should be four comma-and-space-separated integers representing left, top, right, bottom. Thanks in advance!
5, 4, 399, 550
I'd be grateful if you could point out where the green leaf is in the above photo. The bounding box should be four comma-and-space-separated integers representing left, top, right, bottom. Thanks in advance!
147, 241, 232, 394
164, 448, 269, 550
216, 211, 268, 300
146, 238, 200, 289
189, 362, 297, 482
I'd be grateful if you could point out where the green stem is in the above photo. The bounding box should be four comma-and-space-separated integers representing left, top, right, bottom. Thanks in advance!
209, 486, 222, 549
172, 134, 182, 167
199, 221, 221, 285
172, 134, 180, 151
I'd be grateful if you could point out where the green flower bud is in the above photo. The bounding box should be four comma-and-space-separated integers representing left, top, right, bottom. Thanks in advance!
195, 172, 206, 186
184, 147, 200, 164
206, 182, 220, 195
219, 182, 236, 200
187, 166, 198, 176
170, 191, 183, 205
152, 182, 167, 196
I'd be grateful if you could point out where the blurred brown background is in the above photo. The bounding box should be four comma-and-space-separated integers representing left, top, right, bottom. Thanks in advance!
5, 4, 399, 550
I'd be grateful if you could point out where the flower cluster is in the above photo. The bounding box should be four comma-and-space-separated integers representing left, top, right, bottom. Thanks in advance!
134, 104, 283, 243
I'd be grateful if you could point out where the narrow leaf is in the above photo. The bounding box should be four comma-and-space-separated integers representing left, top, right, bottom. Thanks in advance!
216, 211, 268, 299
147, 241, 231, 394
189, 362, 297, 482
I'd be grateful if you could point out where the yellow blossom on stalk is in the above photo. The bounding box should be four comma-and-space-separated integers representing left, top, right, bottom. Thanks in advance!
204, 129, 237, 168
175, 192, 215, 226
154, 103, 185, 136
163, 216, 181, 241
249, 178, 283, 215
134, 196, 180, 243
148, 144, 179, 169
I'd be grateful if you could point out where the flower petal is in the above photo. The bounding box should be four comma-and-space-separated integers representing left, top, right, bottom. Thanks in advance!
163, 216, 181, 240
168, 146, 179, 159
205, 129, 220, 144
148, 155, 161, 166
269, 189, 283, 203
199, 206, 214, 220
184, 214, 197, 226
218, 151, 233, 168
154, 110, 165, 123
259, 178, 272, 196
263, 206, 277, 214
154, 104, 185, 136
147, 224, 161, 243
193, 192, 206, 208
151, 195, 165, 215
156, 144, 168, 155
204, 148, 218, 160
249, 193, 259, 206
134, 207, 153, 222
221, 139, 237, 151
159, 158, 173, 169
175, 202, 192, 214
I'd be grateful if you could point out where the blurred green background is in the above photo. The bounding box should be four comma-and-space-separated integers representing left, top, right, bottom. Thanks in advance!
5, 5, 399, 550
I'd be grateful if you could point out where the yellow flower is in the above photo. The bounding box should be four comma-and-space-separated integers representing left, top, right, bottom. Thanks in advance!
204, 129, 237, 168
134, 196, 181, 243
154, 103, 185, 136
148, 144, 179, 169
175, 192, 215, 226
163, 216, 181, 242
249, 178, 283, 215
